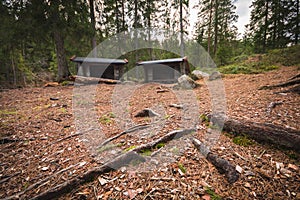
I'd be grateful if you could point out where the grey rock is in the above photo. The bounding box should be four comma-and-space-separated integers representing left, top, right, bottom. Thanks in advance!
178, 74, 197, 89
191, 70, 209, 80
208, 71, 222, 80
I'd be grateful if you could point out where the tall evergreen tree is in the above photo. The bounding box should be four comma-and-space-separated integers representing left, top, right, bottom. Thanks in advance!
249, 0, 299, 53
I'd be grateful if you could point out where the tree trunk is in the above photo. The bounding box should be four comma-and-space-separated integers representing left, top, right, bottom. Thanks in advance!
179, 0, 184, 57
53, 30, 70, 82
89, 0, 97, 57
213, 0, 219, 56
207, 0, 213, 55
295, 0, 299, 44
263, 0, 269, 52
219, 117, 300, 152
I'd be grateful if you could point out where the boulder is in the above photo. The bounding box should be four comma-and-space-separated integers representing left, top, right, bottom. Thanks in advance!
209, 71, 222, 81
178, 74, 197, 89
191, 70, 209, 80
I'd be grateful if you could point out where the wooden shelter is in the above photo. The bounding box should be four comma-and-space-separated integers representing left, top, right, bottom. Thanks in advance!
137, 57, 190, 83
70, 56, 128, 80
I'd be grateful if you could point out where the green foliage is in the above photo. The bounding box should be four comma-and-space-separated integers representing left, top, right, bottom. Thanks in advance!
178, 163, 186, 173
232, 135, 254, 147
219, 61, 279, 74
140, 149, 152, 156
98, 143, 122, 153
205, 187, 222, 200
124, 145, 137, 152
99, 112, 115, 124
263, 45, 300, 66
60, 81, 70, 86
155, 143, 165, 149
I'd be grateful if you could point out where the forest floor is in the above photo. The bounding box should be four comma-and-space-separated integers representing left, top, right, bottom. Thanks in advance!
0, 66, 299, 200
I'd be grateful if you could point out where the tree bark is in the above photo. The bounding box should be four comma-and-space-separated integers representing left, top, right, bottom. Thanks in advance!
89, 0, 97, 57
213, 0, 219, 56
192, 138, 239, 184
53, 30, 70, 82
219, 116, 300, 152
179, 0, 184, 57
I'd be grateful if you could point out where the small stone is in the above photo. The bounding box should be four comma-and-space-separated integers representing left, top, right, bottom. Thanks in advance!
236, 165, 243, 174
287, 164, 299, 171
178, 168, 185, 176
41, 166, 49, 171
244, 182, 251, 188
98, 177, 108, 186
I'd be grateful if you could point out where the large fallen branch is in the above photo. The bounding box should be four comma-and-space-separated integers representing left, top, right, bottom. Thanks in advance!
75, 75, 121, 84
192, 138, 239, 184
213, 116, 300, 152
28, 129, 195, 200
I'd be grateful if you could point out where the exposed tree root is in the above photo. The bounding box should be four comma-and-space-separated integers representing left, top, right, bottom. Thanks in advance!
259, 78, 300, 90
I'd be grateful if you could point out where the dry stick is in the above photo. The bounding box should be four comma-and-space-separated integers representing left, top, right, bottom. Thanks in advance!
44, 128, 95, 148
29, 129, 195, 200
3, 164, 79, 200
0, 172, 21, 184
97, 124, 151, 148
192, 137, 239, 184
266, 101, 283, 115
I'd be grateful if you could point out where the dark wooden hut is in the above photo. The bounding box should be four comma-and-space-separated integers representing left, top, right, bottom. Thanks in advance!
70, 56, 128, 80
137, 57, 190, 83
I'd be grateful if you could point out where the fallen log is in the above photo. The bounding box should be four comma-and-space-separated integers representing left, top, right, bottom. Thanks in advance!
75, 75, 121, 84
28, 129, 195, 200
192, 138, 239, 184
210, 115, 300, 152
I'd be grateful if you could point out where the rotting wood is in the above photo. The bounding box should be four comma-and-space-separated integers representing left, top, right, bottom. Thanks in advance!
208, 115, 300, 152
192, 138, 239, 184
75, 75, 121, 84
27, 129, 195, 200
97, 123, 151, 148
